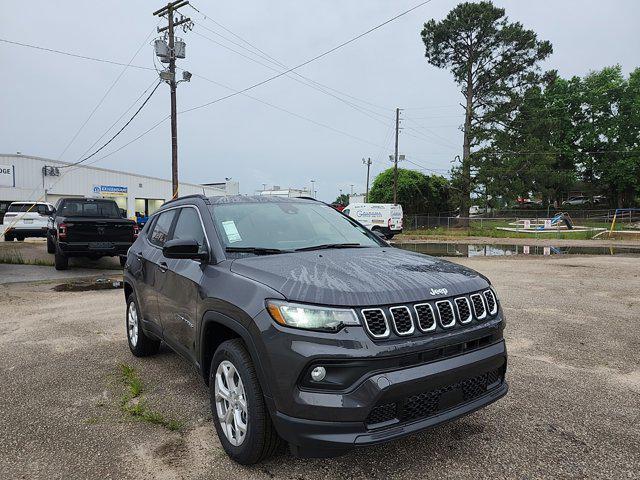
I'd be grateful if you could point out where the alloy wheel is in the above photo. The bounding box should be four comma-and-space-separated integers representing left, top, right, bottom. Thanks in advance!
127, 301, 139, 347
214, 360, 248, 446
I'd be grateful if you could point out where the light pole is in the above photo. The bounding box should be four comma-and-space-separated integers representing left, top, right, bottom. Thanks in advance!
310, 180, 316, 199
350, 184, 354, 195
362, 157, 372, 203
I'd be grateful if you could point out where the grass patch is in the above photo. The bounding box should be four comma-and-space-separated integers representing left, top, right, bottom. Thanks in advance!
118, 363, 184, 432
0, 250, 54, 266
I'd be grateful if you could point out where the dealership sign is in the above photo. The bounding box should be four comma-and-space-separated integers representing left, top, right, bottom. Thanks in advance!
0, 165, 15, 187
92, 185, 128, 196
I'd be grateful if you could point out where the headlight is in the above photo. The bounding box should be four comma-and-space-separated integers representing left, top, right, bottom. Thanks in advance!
266, 300, 360, 332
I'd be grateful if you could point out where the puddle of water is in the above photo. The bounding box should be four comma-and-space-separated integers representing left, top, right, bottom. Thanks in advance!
52, 278, 123, 292
395, 243, 640, 258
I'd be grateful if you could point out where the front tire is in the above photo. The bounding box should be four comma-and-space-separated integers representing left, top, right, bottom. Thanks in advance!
210, 339, 281, 465
3, 233, 13, 242
126, 293, 160, 357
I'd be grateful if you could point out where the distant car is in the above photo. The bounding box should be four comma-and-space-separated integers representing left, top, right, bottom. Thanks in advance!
562, 196, 591, 206
2, 201, 55, 241
342, 203, 403, 238
47, 197, 139, 270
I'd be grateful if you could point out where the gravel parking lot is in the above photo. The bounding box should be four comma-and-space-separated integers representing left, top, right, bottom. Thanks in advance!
1, 256, 639, 479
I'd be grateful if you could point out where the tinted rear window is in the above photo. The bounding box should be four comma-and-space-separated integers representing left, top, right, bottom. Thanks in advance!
8, 203, 36, 213
59, 200, 120, 218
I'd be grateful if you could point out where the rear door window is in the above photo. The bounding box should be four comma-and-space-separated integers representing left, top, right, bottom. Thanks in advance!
149, 210, 177, 247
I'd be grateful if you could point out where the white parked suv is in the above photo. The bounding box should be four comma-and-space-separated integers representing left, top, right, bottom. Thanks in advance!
342, 203, 403, 238
2, 202, 55, 241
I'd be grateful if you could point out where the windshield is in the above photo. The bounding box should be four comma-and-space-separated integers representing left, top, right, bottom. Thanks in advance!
59, 200, 121, 218
210, 201, 383, 252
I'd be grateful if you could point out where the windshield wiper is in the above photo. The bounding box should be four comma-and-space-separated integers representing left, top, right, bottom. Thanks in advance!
294, 243, 368, 252
225, 246, 291, 255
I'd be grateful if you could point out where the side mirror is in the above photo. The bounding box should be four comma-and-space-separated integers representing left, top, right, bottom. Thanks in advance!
163, 238, 208, 261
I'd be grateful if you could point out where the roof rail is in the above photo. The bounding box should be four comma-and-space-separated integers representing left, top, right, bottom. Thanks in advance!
162, 193, 210, 207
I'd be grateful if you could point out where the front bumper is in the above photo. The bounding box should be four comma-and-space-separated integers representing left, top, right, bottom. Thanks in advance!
269, 340, 507, 454
250, 307, 507, 454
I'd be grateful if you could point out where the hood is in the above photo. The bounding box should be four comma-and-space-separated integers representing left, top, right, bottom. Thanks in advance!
229, 247, 489, 307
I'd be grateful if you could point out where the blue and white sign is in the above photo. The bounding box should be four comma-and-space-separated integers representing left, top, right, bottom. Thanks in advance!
0, 165, 15, 187
92, 185, 128, 196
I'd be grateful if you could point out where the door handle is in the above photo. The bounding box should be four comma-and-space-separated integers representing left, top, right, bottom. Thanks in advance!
135, 252, 144, 260
158, 261, 168, 273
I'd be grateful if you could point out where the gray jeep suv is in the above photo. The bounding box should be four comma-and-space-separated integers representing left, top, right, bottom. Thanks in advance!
123, 194, 508, 464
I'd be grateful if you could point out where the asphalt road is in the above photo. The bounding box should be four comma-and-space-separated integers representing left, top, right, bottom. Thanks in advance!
0, 255, 638, 479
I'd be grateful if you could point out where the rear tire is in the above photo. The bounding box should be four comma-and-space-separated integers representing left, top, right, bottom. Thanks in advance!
46, 235, 55, 254
126, 293, 160, 357
3, 233, 13, 242
119, 255, 127, 268
16, 235, 24, 242
210, 339, 281, 465
54, 250, 68, 271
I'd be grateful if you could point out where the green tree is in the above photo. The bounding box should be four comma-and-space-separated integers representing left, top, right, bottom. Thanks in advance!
333, 193, 350, 205
368, 168, 451, 214
578, 66, 640, 207
476, 72, 582, 206
421, 1, 552, 218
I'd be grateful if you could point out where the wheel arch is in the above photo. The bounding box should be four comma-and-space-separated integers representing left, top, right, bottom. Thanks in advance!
200, 311, 272, 398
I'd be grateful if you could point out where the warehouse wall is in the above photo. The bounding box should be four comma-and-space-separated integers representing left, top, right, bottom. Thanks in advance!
0, 154, 237, 218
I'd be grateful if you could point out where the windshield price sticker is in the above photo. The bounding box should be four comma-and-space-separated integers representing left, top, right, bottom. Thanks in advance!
222, 220, 242, 243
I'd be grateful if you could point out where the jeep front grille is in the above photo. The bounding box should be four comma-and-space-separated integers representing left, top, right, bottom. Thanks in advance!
436, 300, 456, 328
389, 306, 414, 335
414, 303, 436, 332
361, 308, 389, 338
483, 289, 497, 315
454, 297, 472, 324
470, 293, 487, 320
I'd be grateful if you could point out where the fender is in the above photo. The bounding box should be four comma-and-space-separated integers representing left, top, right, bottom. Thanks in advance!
200, 310, 272, 398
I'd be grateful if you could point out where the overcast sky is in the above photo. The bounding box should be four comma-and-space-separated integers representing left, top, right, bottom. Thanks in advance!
1, 0, 639, 201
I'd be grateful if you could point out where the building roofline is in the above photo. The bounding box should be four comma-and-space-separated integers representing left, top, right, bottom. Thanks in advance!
0, 153, 223, 191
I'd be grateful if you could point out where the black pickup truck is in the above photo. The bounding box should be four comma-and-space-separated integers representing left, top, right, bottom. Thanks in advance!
47, 197, 139, 270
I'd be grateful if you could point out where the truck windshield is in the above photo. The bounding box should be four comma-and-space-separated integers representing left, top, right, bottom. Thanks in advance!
210, 201, 383, 251
59, 200, 121, 218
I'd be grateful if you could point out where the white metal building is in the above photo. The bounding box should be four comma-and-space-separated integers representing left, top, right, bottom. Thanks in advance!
0, 153, 239, 221
257, 186, 312, 198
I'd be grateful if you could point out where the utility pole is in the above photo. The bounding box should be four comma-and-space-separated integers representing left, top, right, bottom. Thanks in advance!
362, 157, 372, 203
393, 107, 401, 204
153, 1, 192, 199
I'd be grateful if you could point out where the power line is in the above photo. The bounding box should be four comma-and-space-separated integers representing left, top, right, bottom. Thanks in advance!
181, 0, 434, 114
189, 4, 393, 114
74, 78, 160, 162
56, 27, 158, 160
0, 38, 155, 71
61, 80, 163, 168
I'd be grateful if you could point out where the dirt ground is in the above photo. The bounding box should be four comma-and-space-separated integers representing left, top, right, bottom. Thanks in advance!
0, 256, 639, 480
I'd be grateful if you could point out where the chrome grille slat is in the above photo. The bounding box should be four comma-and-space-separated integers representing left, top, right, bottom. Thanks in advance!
361, 308, 390, 338
470, 293, 487, 320
414, 303, 436, 332
435, 300, 456, 328
454, 297, 472, 324
483, 289, 498, 315
389, 306, 414, 336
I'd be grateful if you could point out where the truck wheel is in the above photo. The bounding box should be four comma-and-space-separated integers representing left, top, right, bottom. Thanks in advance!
16, 235, 24, 242
46, 235, 55, 254
210, 339, 281, 465
119, 256, 127, 268
126, 293, 160, 357
54, 250, 69, 271
3, 233, 13, 242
